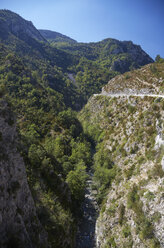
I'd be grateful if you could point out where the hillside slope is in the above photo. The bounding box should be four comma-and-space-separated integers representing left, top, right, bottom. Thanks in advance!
0, 10, 83, 109
0, 9, 154, 104
79, 61, 164, 248
39, 29, 77, 44
51, 38, 153, 73
0, 9, 76, 71
101, 62, 164, 95
0, 40, 93, 247
0, 9, 46, 42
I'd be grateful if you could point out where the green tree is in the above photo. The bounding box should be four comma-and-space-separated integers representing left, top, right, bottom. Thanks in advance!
66, 162, 88, 202
155, 55, 161, 62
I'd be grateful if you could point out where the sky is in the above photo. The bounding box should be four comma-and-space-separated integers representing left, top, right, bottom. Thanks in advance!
0, 0, 163, 59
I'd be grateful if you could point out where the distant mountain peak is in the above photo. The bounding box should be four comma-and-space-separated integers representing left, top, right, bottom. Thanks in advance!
0, 9, 46, 42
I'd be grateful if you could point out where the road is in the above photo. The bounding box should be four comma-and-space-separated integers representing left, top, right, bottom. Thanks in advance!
94, 93, 164, 98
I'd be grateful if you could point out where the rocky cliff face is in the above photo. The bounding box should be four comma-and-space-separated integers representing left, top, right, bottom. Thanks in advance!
0, 9, 46, 42
106, 40, 154, 73
80, 61, 164, 248
0, 99, 48, 248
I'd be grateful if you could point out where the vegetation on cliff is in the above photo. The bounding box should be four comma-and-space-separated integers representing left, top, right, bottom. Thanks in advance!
0, 48, 93, 247
79, 60, 164, 248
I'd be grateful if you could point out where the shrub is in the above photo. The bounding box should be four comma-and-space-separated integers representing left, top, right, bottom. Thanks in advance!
153, 163, 164, 178
152, 212, 161, 223
107, 204, 117, 217
127, 104, 136, 114
144, 191, 155, 201
127, 185, 142, 215
105, 237, 117, 248
150, 64, 157, 74
124, 164, 135, 179
0, 84, 5, 97
137, 156, 146, 165
118, 203, 125, 225
122, 240, 133, 248
122, 225, 131, 238
66, 162, 88, 203
139, 219, 154, 239
125, 73, 131, 79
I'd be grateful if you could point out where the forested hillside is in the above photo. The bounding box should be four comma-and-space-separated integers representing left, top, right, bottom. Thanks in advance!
0, 46, 93, 247
0, 9, 154, 104
41, 28, 153, 100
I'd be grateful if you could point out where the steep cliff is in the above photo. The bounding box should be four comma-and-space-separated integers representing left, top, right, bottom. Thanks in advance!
0, 9, 46, 42
0, 98, 48, 248
79, 61, 164, 248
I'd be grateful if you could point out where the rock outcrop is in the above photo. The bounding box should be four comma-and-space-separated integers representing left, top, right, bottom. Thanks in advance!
0, 99, 48, 248
0, 9, 46, 42
102, 63, 164, 95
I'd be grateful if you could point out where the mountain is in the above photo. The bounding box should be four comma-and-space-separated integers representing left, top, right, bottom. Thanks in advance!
39, 29, 77, 44
45, 33, 154, 98
50, 38, 153, 73
0, 9, 162, 248
0, 9, 76, 70
79, 60, 164, 248
0, 9, 46, 42
0, 9, 154, 104
0, 9, 83, 109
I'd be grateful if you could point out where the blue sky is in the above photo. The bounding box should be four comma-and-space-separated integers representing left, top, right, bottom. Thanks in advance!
0, 0, 164, 59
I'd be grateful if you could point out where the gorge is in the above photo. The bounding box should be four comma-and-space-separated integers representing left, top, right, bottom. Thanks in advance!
0, 9, 164, 248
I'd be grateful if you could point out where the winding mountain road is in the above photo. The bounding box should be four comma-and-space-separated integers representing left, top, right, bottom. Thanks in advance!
94, 93, 164, 98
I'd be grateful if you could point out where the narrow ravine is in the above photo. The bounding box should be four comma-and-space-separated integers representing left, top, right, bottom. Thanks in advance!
76, 170, 99, 248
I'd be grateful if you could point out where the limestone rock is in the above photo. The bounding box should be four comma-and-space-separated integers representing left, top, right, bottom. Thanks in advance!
0, 99, 48, 248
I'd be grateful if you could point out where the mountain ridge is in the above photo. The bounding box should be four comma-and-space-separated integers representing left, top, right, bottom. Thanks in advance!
0, 9, 46, 42
39, 29, 77, 44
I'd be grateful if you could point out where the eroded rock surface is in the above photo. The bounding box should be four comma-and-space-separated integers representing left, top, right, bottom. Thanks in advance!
0, 99, 48, 248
